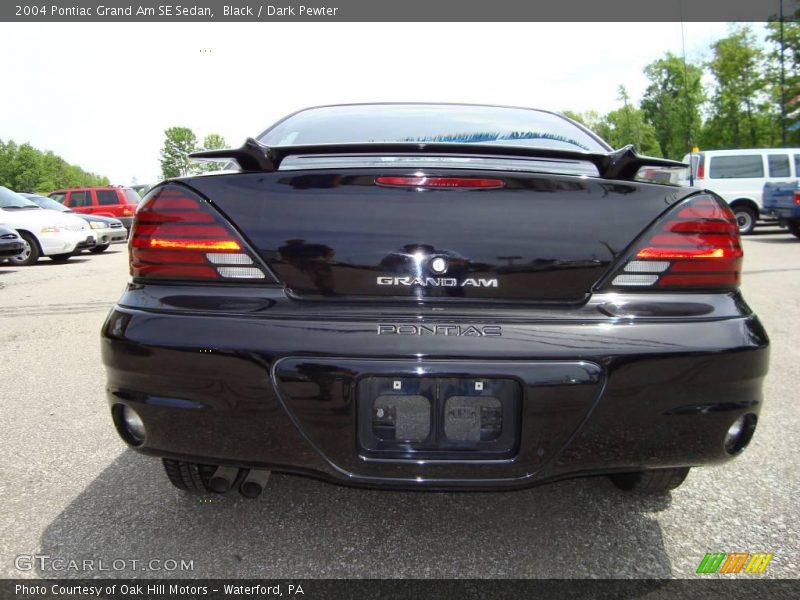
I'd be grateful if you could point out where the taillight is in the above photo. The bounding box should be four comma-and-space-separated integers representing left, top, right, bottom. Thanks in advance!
130, 185, 269, 282
375, 176, 505, 189
606, 195, 742, 290
794, 190, 800, 205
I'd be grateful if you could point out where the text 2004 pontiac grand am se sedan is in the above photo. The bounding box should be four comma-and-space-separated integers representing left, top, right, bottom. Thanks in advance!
101, 104, 769, 498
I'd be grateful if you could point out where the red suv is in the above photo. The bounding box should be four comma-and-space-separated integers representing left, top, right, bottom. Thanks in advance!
49, 186, 141, 229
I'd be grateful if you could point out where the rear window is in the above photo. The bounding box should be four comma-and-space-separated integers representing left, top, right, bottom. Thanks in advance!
96, 190, 119, 206
709, 155, 764, 179
123, 189, 141, 204
768, 154, 790, 177
259, 104, 610, 153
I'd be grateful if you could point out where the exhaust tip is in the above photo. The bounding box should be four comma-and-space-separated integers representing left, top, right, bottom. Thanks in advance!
208, 466, 240, 493
239, 469, 271, 499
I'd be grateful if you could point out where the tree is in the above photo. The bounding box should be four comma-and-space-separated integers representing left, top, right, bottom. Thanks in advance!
563, 93, 661, 156
765, 18, 800, 145
197, 133, 228, 172
641, 53, 704, 159
160, 127, 198, 179
603, 86, 662, 156
702, 26, 771, 149
0, 140, 108, 192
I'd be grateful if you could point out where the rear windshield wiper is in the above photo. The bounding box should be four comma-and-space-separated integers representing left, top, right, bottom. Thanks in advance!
191, 138, 686, 180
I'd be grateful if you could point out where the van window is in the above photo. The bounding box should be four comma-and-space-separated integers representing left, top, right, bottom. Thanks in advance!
794, 155, 800, 177
768, 154, 790, 177
709, 155, 764, 179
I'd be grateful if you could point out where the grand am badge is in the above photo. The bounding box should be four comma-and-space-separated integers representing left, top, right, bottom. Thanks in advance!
376, 276, 498, 288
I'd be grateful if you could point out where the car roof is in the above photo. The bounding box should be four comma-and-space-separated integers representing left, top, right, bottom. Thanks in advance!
690, 148, 800, 155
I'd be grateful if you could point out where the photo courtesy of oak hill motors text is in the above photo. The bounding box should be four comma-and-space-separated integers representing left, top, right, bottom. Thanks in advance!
32, 4, 340, 17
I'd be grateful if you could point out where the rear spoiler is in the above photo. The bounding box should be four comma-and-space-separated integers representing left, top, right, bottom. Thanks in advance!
190, 138, 686, 180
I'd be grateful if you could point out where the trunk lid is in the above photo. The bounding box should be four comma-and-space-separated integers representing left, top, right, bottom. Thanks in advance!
185, 169, 686, 303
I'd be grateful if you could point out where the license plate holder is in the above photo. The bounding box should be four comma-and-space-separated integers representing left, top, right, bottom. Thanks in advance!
357, 376, 521, 460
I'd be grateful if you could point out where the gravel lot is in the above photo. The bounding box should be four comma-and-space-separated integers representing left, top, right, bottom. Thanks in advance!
1, 229, 798, 579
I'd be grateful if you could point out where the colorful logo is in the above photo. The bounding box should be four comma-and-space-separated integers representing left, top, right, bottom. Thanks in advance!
696, 552, 774, 574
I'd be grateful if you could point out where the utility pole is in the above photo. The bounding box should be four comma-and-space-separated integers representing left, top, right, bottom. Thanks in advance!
781, 0, 787, 146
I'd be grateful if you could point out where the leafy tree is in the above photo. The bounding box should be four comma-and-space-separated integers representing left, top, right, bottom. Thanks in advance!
641, 53, 704, 159
765, 18, 800, 145
563, 92, 661, 156
197, 133, 228, 172
160, 126, 198, 179
0, 139, 108, 192
602, 86, 662, 156
702, 26, 771, 149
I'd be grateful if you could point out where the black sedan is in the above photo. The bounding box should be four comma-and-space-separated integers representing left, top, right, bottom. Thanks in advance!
101, 104, 769, 499
20, 193, 127, 252
0, 224, 25, 259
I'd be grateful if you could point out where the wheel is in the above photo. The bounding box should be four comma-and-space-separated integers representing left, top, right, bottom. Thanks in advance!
8, 232, 41, 266
89, 244, 110, 253
610, 467, 690, 493
49, 253, 73, 262
732, 206, 757, 235
788, 221, 800, 240
162, 458, 216, 493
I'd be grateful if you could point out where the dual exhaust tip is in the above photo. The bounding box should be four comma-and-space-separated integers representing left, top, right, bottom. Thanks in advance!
209, 466, 270, 498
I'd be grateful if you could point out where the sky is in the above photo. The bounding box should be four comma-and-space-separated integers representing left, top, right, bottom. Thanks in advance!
0, 22, 765, 184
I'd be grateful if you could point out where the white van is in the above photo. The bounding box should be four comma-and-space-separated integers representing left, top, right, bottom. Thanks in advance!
680, 148, 800, 234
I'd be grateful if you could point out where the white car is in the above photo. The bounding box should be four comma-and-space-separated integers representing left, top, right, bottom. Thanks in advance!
0, 186, 97, 265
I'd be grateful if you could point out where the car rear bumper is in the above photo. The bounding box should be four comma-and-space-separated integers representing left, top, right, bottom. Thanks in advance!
101, 288, 769, 490
763, 205, 800, 221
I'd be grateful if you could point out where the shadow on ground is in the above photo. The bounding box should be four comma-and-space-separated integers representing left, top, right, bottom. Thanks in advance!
38, 450, 674, 578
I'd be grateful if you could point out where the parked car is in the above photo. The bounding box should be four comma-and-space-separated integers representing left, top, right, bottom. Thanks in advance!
20, 193, 127, 253
102, 103, 768, 499
0, 186, 96, 265
49, 186, 141, 230
763, 180, 800, 239
679, 148, 800, 234
130, 184, 153, 198
0, 224, 25, 260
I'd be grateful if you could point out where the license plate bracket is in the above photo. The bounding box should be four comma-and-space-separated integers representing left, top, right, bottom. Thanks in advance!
357, 376, 521, 460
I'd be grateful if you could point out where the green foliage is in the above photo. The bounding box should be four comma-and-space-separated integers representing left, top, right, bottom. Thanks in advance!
701, 26, 772, 149
765, 18, 800, 145
563, 91, 661, 157
160, 126, 199, 179
602, 86, 662, 156
640, 53, 705, 159
0, 139, 109, 193
198, 133, 228, 172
